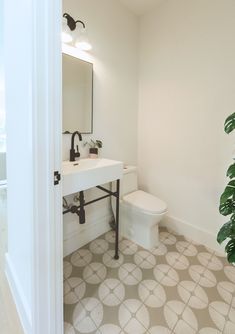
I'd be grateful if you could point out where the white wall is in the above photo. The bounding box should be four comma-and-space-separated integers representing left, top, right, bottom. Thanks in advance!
0, 0, 6, 182
4, 0, 33, 331
138, 0, 235, 251
62, 0, 139, 255
63, 0, 138, 163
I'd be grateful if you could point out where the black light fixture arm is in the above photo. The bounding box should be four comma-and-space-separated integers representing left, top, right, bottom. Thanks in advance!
63, 13, 86, 31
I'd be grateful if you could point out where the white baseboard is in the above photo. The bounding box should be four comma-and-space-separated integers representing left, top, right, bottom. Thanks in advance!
63, 213, 112, 257
161, 215, 225, 255
5, 254, 32, 334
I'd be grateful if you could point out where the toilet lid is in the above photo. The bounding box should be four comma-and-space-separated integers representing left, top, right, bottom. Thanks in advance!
123, 190, 167, 214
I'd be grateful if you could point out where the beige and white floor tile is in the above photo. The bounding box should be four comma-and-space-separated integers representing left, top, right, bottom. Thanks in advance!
89, 239, 109, 255
102, 250, 124, 268
119, 299, 149, 334
64, 228, 235, 334
71, 249, 93, 267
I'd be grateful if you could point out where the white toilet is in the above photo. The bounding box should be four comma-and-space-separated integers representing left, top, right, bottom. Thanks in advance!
112, 166, 167, 250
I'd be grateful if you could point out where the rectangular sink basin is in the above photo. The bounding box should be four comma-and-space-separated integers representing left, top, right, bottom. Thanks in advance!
62, 158, 123, 196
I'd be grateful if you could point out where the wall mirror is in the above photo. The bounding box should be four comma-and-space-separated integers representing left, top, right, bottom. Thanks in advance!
62, 53, 93, 134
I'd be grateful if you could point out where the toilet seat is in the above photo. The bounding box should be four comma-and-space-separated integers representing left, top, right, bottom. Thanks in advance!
123, 190, 167, 214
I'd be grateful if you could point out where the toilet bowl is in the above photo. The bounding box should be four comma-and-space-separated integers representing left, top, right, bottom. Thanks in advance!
111, 166, 167, 250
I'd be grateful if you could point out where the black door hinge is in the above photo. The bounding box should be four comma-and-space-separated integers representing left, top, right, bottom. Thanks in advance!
54, 171, 61, 185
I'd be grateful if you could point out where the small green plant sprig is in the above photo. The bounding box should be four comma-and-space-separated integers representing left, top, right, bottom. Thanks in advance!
217, 112, 235, 263
83, 139, 103, 149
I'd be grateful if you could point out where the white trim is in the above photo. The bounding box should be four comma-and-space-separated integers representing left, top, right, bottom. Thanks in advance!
161, 215, 225, 255
64, 213, 112, 257
62, 43, 93, 63
0, 179, 7, 188
32, 0, 63, 333
5, 254, 32, 334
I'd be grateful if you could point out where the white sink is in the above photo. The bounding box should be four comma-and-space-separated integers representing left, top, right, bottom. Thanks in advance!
62, 158, 123, 196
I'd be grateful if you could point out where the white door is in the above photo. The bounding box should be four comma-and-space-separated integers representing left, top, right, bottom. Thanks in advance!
4, 0, 63, 333
32, 0, 63, 333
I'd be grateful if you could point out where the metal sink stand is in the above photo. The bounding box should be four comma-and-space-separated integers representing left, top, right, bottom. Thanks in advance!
63, 179, 120, 260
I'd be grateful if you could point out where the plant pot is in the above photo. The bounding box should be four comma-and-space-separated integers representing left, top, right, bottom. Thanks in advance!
89, 147, 98, 158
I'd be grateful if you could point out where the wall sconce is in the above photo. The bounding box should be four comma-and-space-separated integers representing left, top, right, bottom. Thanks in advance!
62, 13, 92, 51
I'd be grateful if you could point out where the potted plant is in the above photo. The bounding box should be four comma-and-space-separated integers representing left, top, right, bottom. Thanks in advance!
84, 139, 103, 158
217, 112, 235, 263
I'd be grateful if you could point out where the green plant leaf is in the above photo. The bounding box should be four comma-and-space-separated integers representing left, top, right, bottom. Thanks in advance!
231, 214, 235, 223
224, 112, 235, 134
227, 163, 235, 179
228, 249, 235, 263
225, 238, 234, 252
219, 199, 235, 216
224, 238, 235, 263
220, 180, 235, 204
229, 216, 235, 236
96, 140, 103, 148
217, 222, 232, 244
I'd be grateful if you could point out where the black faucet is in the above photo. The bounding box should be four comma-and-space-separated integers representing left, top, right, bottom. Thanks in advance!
70, 131, 82, 161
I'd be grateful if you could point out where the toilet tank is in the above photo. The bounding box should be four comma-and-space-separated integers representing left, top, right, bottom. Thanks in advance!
121, 165, 138, 197
111, 165, 138, 198
111, 165, 138, 220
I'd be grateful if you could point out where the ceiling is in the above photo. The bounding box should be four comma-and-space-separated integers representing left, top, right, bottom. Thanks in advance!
119, 0, 165, 16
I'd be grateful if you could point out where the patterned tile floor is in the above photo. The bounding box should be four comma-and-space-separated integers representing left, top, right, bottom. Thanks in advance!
63, 228, 235, 334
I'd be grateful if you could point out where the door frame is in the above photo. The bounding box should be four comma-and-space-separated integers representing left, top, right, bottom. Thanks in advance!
32, 0, 63, 333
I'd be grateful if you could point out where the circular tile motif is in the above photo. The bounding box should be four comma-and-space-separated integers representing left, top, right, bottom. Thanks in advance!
134, 251, 156, 269
209, 301, 230, 331
64, 277, 86, 305
98, 279, 125, 306
217, 281, 235, 306
198, 329, 221, 334
64, 322, 75, 334
102, 250, 124, 268
224, 321, 235, 334
178, 281, 208, 309
153, 264, 179, 286
207, 255, 223, 271
224, 265, 235, 283
71, 249, 93, 267
199, 269, 217, 287
148, 326, 171, 334
209, 301, 235, 332
197, 252, 212, 267
159, 231, 177, 245
176, 241, 198, 257
189, 265, 205, 282
151, 243, 167, 256
189, 265, 217, 287
119, 299, 149, 334
96, 324, 125, 334
119, 239, 138, 255
73, 298, 103, 333
177, 281, 196, 304
166, 252, 189, 270
164, 301, 198, 331
64, 261, 72, 279
119, 263, 142, 285
138, 280, 166, 307
83, 263, 107, 284
105, 231, 116, 243
174, 320, 197, 334
64, 280, 70, 295
197, 253, 223, 271
89, 239, 109, 254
